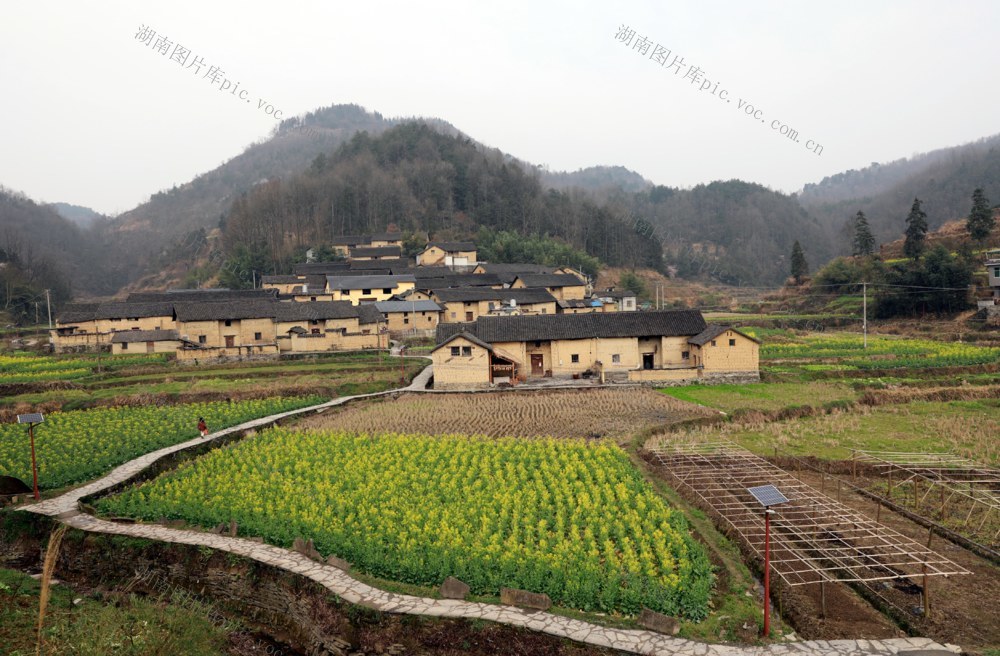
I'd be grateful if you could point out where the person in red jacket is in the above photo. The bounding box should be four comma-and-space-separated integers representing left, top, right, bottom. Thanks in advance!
197, 417, 209, 437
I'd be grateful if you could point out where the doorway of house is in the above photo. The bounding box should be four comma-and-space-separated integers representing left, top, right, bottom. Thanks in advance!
642, 353, 654, 369
530, 353, 544, 375
225, 335, 235, 348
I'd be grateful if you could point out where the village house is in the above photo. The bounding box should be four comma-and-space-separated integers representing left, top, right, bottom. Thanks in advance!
374, 300, 443, 335
325, 274, 417, 304
274, 301, 384, 352
349, 245, 402, 261
595, 289, 638, 312
173, 299, 280, 360
261, 274, 303, 295
430, 310, 760, 389
511, 273, 589, 301
557, 298, 608, 314
416, 241, 478, 267
111, 329, 190, 355
431, 287, 558, 323
330, 235, 369, 257
369, 232, 404, 248
51, 301, 176, 351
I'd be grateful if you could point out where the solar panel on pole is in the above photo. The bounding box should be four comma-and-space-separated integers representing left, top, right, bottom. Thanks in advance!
747, 484, 790, 507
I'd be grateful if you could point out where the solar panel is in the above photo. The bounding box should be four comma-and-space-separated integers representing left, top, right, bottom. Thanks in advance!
16, 413, 45, 424
747, 484, 789, 507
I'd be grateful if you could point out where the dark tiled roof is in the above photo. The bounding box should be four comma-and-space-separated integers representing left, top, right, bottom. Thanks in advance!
370, 232, 403, 241
419, 273, 502, 289
558, 299, 602, 309
431, 287, 556, 304
597, 290, 636, 299
357, 304, 385, 325
173, 300, 279, 322
465, 310, 707, 343
56, 302, 101, 323
111, 329, 180, 343
262, 275, 301, 284
514, 273, 587, 288
374, 300, 443, 313
434, 331, 493, 353
331, 235, 369, 246
127, 289, 278, 302
350, 258, 410, 271
476, 262, 555, 274
293, 262, 350, 275
350, 246, 402, 258
434, 322, 473, 343
303, 275, 328, 290
426, 241, 476, 252
94, 302, 175, 320
688, 324, 761, 346
274, 301, 358, 322
326, 275, 416, 290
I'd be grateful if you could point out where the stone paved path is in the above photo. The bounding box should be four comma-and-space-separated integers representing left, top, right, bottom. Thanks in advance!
19, 362, 960, 656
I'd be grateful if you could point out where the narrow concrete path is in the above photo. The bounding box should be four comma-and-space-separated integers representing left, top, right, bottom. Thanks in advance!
19, 362, 961, 656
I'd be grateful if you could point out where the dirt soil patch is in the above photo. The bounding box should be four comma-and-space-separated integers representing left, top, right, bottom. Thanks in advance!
791, 468, 1000, 653
297, 388, 716, 441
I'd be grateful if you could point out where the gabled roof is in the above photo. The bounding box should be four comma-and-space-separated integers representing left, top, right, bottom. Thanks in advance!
513, 273, 586, 288
433, 331, 493, 353
357, 304, 385, 325
370, 232, 403, 241
331, 235, 369, 246
274, 301, 359, 322
558, 298, 602, 309
349, 245, 402, 258
688, 324, 761, 346
431, 287, 556, 304
326, 275, 416, 290
56, 302, 101, 323
302, 275, 328, 290
424, 241, 476, 252
437, 310, 706, 344
261, 274, 301, 284
173, 300, 279, 322
374, 300, 443, 313
349, 258, 410, 271
419, 273, 502, 289
293, 261, 350, 275
127, 288, 277, 302
111, 329, 180, 343
94, 302, 175, 320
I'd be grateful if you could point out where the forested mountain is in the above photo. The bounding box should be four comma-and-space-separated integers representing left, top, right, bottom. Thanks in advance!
541, 166, 652, 193
603, 181, 834, 286
799, 134, 1000, 249
0, 189, 79, 319
48, 202, 104, 227
221, 123, 666, 277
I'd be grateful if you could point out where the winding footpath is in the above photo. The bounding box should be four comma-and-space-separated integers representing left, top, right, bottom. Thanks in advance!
19, 361, 959, 656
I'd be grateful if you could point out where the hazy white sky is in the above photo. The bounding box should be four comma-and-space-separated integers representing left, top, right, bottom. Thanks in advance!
3, 1, 999, 215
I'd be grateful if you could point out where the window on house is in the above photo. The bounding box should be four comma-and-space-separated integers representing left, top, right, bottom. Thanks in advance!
224, 320, 232, 327
198, 335, 206, 344
711, 340, 717, 347
428, 316, 433, 322
571, 354, 579, 363
682, 350, 689, 359
541, 308, 547, 314
312, 328, 321, 335
383, 288, 392, 294
994, 266, 1000, 277
255, 332, 262, 341
612, 354, 620, 363
121, 342, 128, 350
462, 346, 472, 356
362, 289, 371, 295
451, 346, 460, 356
310, 296, 316, 302
450, 312, 457, 319
535, 341, 542, 347
403, 317, 409, 324
729, 338, 736, 346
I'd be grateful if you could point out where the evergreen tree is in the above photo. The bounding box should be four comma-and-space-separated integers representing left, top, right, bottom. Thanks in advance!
790, 240, 809, 284
903, 198, 928, 259
852, 211, 876, 257
966, 188, 995, 245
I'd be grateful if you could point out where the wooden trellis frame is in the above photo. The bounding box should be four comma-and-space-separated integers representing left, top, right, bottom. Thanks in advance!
646, 441, 970, 598
853, 450, 1000, 543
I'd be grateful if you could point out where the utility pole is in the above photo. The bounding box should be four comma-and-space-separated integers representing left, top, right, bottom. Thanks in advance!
45, 289, 52, 329
862, 282, 868, 349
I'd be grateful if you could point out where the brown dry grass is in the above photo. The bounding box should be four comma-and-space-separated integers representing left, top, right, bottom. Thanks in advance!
299, 388, 715, 441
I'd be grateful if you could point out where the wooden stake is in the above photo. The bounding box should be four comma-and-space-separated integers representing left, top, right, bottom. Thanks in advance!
922, 566, 930, 619
875, 499, 882, 524
820, 581, 827, 619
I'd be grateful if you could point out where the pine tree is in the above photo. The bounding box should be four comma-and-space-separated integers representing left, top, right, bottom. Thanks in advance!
903, 198, 928, 260
790, 240, 808, 284
966, 188, 995, 245
852, 211, 876, 257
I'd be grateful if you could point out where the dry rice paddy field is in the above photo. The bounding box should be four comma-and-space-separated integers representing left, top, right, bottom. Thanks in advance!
299, 388, 717, 441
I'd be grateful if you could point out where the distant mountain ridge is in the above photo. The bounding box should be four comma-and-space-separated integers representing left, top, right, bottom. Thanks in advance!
48, 202, 104, 227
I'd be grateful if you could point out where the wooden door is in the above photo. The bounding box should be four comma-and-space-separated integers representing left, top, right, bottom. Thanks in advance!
642, 353, 654, 370
225, 335, 235, 348
530, 353, 544, 375
146, 341, 155, 354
